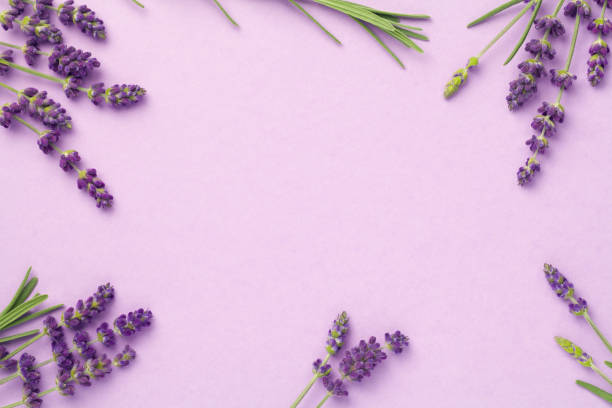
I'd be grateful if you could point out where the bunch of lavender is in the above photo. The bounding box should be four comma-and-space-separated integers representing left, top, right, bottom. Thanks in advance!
444, 0, 611, 187
544, 263, 612, 404
0, 84, 114, 208
290, 311, 410, 407
0, 268, 62, 369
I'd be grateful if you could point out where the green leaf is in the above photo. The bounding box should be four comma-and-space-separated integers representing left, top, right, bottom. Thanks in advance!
288, 0, 342, 44
213, 0, 239, 27
313, 0, 396, 32
605, 361, 612, 369
0, 332, 44, 362
2, 304, 63, 331
14, 277, 38, 307
391, 22, 423, 31
334, 0, 430, 19
467, 0, 524, 28
0, 329, 40, 344
397, 28, 429, 41
576, 380, 612, 403
0, 294, 47, 331
351, 17, 405, 68
387, 28, 424, 53
504, 0, 541, 65
0, 267, 31, 318
131, 0, 145, 7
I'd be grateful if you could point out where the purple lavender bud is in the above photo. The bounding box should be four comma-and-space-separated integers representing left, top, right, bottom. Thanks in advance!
339, 337, 387, 382
56, 371, 75, 396
0, 102, 21, 128
97, 282, 114, 302
544, 264, 590, 316
531, 115, 556, 137
62, 75, 81, 98
43, 316, 64, 340
0, 345, 17, 370
384, 330, 410, 354
9, 0, 27, 15
537, 101, 565, 123
506, 73, 538, 111
326, 311, 349, 355
112, 345, 136, 368
96, 322, 116, 347
550, 69, 577, 89
17, 15, 63, 44
22, 37, 40, 66
569, 297, 588, 315
22, 383, 42, 408
77, 168, 113, 208
0, 49, 13, 76
71, 362, 92, 387
57, 2, 106, 40
17, 88, 72, 130
105, 83, 146, 107
525, 135, 548, 153
85, 354, 112, 378
535, 15, 566, 37
588, 17, 612, 35
17, 353, 41, 387
564, 0, 592, 18
518, 58, 545, 77
525, 39, 556, 59
33, 0, 53, 19
52, 340, 76, 370
36, 129, 60, 154
113, 309, 153, 337
312, 359, 331, 377
59, 149, 80, 171
588, 38, 609, 86
73, 331, 97, 359
86, 82, 105, 105
321, 375, 348, 397
517, 157, 540, 185
48, 44, 100, 78
0, 9, 21, 30
61, 283, 115, 328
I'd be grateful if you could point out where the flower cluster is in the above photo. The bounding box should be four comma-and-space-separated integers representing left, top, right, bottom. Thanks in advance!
113, 345, 136, 368
48, 44, 100, 78
57, 1, 106, 40
588, 38, 609, 85
17, 87, 71, 130
339, 336, 388, 382
544, 263, 588, 316
326, 311, 349, 355
113, 309, 154, 337
43, 316, 76, 371
0, 345, 17, 370
17, 353, 43, 408
61, 283, 115, 329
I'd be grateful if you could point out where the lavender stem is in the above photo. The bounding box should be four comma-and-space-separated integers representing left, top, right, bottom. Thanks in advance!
0, 332, 44, 363
477, 0, 535, 58
0, 58, 64, 84
584, 311, 612, 355
290, 353, 331, 408
0, 386, 58, 408
316, 393, 332, 408
565, 12, 581, 71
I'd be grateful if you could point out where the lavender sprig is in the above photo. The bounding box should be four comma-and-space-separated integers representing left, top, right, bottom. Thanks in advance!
555, 337, 612, 387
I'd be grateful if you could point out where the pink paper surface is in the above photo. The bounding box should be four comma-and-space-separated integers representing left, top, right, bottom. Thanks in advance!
1, 0, 612, 406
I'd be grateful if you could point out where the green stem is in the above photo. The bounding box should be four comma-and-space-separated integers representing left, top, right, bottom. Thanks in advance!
0, 58, 64, 84
540, 0, 566, 45
584, 311, 612, 355
592, 364, 612, 386
602, 0, 608, 17
23, 0, 59, 12
477, 0, 535, 58
0, 387, 59, 408
316, 392, 332, 408
131, 0, 145, 7
13, 116, 42, 136
0, 81, 20, 95
290, 354, 330, 408
503, 0, 542, 65
0, 329, 40, 344
565, 12, 581, 71
0, 332, 44, 362
212, 0, 239, 27
0, 373, 18, 386
288, 0, 341, 44
0, 40, 49, 56
467, 0, 524, 28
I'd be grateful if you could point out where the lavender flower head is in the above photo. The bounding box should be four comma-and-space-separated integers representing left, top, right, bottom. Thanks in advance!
385, 330, 410, 354
544, 263, 588, 316
33, 0, 53, 19
57, 1, 106, 40
43, 315, 64, 340
51, 340, 76, 370
555, 336, 594, 367
588, 17, 612, 35
37, 129, 60, 154
84, 354, 112, 379
0, 8, 21, 30
17, 353, 41, 387
61, 283, 115, 329
507, 72, 538, 111
564, 0, 592, 18
77, 168, 113, 208
22, 38, 40, 66
312, 359, 331, 377
326, 311, 349, 355
339, 336, 387, 382
0, 345, 17, 370
9, 0, 27, 15
48, 44, 100, 78
113, 308, 153, 337
96, 322, 116, 347
588, 38, 609, 86
0, 102, 21, 128
550, 69, 577, 89
535, 15, 566, 37
56, 362, 92, 396
517, 157, 540, 185
17, 16, 63, 44
113, 345, 136, 368
0, 49, 13, 76
73, 331, 97, 359
59, 149, 80, 171
444, 57, 478, 98
17, 87, 72, 130
525, 39, 556, 59
321, 375, 348, 397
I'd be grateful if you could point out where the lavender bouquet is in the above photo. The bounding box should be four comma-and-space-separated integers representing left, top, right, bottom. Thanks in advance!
544, 263, 612, 404
290, 311, 410, 407
444, 0, 609, 186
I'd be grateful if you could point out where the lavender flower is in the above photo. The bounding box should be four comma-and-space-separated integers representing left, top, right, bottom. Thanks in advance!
43, 315, 63, 340
17, 87, 72, 130
550, 69, 577, 88
17, 353, 41, 387
517, 157, 540, 185
36, 129, 60, 153
48, 44, 100, 78
9, 0, 27, 15
0, 8, 21, 30
339, 336, 387, 382
51, 340, 76, 370
70, 362, 92, 386
16, 15, 63, 44
57, 1, 106, 40
112, 345, 136, 368
61, 283, 115, 329
556, 336, 594, 367
113, 309, 154, 337
535, 15, 566, 36
321, 375, 348, 397
73, 331, 97, 359
544, 263, 589, 315
312, 359, 331, 377
525, 38, 556, 59
59, 149, 80, 171
106, 84, 146, 107
385, 330, 410, 354
326, 311, 349, 355
507, 72, 538, 111
62, 75, 80, 98
0, 345, 17, 370
76, 168, 113, 208
588, 17, 612, 34
444, 57, 479, 98
588, 38, 609, 85
56, 371, 75, 396
0, 49, 13, 75
84, 354, 112, 379
96, 322, 116, 347
0, 102, 21, 127
22, 37, 40, 66
33, 0, 53, 19
564, 0, 593, 17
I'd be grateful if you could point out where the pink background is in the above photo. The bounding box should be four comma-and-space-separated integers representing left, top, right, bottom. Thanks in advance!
1, 0, 612, 406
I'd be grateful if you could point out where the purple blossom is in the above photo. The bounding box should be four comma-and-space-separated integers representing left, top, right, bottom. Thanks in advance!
9, 0, 27, 15
112, 345, 136, 368
36, 129, 60, 154
321, 375, 348, 397
550, 69, 577, 88
385, 330, 410, 354
106, 83, 147, 107
43, 316, 64, 340
58, 2, 106, 40
73, 331, 97, 359
588, 17, 612, 35
531, 115, 556, 137
16, 15, 63, 44
544, 263, 589, 316
17, 353, 41, 387
339, 336, 387, 382
0, 102, 21, 128
517, 157, 540, 185
56, 371, 75, 396
96, 322, 116, 347
86, 82, 104, 105
525, 135, 548, 153
48, 44, 100, 78
59, 149, 80, 171
525, 39, 556, 59
0, 49, 13, 76
0, 8, 21, 30
33, 0, 53, 19
61, 283, 115, 329
77, 168, 113, 208
537, 101, 565, 123
518, 58, 545, 77
113, 309, 154, 337
0, 345, 17, 370
70, 362, 92, 387
85, 354, 112, 379
564, 0, 592, 18
535, 15, 566, 37
506, 73, 538, 111
62, 75, 81, 98
51, 340, 76, 370
23, 383, 42, 408
17, 87, 72, 130
312, 359, 331, 377
588, 38, 609, 86
22, 37, 40, 66
326, 311, 349, 355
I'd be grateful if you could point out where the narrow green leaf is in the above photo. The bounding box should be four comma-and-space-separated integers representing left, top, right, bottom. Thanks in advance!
313, 0, 396, 32
0, 267, 31, 318
131, 0, 145, 7
387, 28, 424, 53
467, 0, 524, 28
0, 332, 44, 362
0, 329, 40, 344
605, 361, 612, 369
14, 277, 38, 307
213, 0, 239, 27
504, 0, 541, 65
576, 380, 612, 403
352, 17, 405, 68
391, 22, 423, 31
0, 295, 47, 331
334, 0, 430, 19
2, 304, 63, 331
397, 28, 429, 41
288, 0, 342, 44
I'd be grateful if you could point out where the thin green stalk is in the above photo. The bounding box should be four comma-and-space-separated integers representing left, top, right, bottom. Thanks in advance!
1, 387, 58, 408
576, 380, 612, 404
565, 12, 581, 71
0, 58, 64, 84
584, 311, 612, 355
0, 40, 49, 56
213, 0, 239, 27
0, 329, 40, 344
0, 372, 18, 386
316, 393, 332, 408
0, 81, 20, 95
13, 116, 42, 136
504, 0, 542, 65
288, 0, 342, 44
3, 304, 63, 331
477, 0, 535, 58
0, 268, 31, 318
468, 0, 525, 28
592, 364, 612, 386
290, 354, 330, 408
131, 0, 145, 7
352, 17, 405, 68
0, 332, 44, 362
